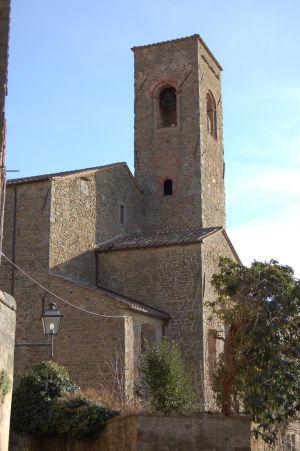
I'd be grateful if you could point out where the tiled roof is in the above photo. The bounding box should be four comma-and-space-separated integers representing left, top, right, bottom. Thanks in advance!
7, 162, 142, 193
131, 34, 222, 71
95, 226, 222, 252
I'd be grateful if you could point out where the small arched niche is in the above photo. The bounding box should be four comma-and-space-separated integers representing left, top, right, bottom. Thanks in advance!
164, 179, 173, 196
159, 86, 177, 128
206, 91, 217, 139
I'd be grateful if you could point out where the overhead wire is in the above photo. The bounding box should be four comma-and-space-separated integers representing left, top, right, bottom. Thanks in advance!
1, 252, 125, 319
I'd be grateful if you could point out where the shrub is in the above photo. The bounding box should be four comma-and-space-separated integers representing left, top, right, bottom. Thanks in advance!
11, 361, 79, 434
0, 369, 11, 402
11, 361, 119, 439
140, 338, 198, 413
50, 395, 119, 440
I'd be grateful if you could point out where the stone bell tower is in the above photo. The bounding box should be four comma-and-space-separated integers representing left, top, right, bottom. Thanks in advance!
132, 35, 225, 233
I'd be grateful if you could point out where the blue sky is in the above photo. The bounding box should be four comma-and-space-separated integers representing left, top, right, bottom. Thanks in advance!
6, 0, 300, 274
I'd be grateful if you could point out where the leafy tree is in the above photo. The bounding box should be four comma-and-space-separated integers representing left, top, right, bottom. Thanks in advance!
209, 257, 300, 444
140, 337, 197, 413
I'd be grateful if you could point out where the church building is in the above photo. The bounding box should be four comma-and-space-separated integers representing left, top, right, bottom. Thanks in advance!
0, 34, 240, 408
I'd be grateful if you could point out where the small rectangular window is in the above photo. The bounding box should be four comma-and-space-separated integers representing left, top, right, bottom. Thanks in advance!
120, 205, 125, 225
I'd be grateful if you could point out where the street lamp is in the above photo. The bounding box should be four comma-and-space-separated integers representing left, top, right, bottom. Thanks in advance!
41, 301, 63, 357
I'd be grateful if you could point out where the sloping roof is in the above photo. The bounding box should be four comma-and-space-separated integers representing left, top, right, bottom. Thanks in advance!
95, 226, 222, 252
131, 34, 222, 71
7, 162, 142, 193
49, 272, 169, 320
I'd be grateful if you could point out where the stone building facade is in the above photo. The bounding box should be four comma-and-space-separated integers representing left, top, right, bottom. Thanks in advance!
0, 35, 239, 408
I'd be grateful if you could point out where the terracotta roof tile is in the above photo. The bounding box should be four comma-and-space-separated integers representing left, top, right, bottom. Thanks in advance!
95, 226, 222, 252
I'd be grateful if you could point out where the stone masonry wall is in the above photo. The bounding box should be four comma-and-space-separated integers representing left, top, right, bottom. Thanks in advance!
198, 39, 225, 228
0, 181, 162, 395
0, 291, 16, 451
201, 231, 239, 410
97, 243, 204, 394
9, 414, 251, 451
133, 35, 225, 233
49, 165, 143, 285
133, 37, 202, 232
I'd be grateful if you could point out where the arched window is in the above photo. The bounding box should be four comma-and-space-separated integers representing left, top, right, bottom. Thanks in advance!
159, 86, 177, 128
206, 91, 217, 139
164, 179, 173, 196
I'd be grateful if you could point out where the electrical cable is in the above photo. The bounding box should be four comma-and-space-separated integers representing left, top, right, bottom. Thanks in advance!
1, 252, 125, 319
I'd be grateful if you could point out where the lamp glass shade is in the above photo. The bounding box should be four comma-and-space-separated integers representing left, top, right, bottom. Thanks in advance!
42, 302, 63, 336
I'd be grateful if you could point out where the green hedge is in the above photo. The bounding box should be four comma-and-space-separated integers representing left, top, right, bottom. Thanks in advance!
11, 361, 119, 439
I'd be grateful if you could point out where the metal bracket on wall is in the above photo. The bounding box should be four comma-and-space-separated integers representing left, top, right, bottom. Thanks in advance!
15, 341, 54, 357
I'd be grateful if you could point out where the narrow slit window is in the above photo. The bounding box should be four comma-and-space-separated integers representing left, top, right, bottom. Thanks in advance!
206, 91, 217, 139
159, 86, 177, 128
120, 205, 125, 224
164, 179, 173, 196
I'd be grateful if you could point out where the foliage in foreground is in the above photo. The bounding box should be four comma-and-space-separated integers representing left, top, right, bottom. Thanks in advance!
140, 337, 197, 413
0, 368, 11, 402
209, 257, 300, 444
11, 361, 119, 439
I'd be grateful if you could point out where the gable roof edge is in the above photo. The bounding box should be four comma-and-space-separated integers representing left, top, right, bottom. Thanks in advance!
221, 229, 242, 264
48, 271, 169, 320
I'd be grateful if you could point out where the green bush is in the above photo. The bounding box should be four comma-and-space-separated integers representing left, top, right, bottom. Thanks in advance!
140, 338, 198, 413
11, 361, 119, 439
50, 395, 119, 440
0, 369, 11, 402
11, 361, 79, 434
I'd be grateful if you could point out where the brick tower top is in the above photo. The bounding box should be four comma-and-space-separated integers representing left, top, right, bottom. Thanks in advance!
132, 34, 226, 232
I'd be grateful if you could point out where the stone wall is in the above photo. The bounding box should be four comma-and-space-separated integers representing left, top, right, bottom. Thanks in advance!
198, 39, 225, 229
201, 231, 239, 409
0, 180, 163, 394
10, 414, 251, 451
97, 242, 204, 392
133, 35, 225, 233
0, 290, 16, 451
49, 164, 143, 285
97, 230, 238, 400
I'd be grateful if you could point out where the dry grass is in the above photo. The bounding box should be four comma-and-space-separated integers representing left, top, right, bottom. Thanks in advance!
83, 340, 148, 415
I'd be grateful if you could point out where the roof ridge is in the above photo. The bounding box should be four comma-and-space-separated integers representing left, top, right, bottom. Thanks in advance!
119, 225, 222, 237
96, 226, 223, 252
7, 162, 127, 185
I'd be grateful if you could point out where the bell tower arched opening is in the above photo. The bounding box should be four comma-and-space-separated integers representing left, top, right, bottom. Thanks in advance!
159, 86, 177, 128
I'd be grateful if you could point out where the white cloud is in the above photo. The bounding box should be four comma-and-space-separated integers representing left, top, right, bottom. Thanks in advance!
228, 205, 300, 278
228, 165, 300, 205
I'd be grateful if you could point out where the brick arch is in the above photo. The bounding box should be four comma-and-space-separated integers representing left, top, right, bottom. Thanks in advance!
150, 79, 180, 99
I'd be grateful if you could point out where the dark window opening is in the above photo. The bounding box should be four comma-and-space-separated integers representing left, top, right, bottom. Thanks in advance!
120, 205, 125, 224
164, 179, 173, 196
206, 91, 217, 139
159, 86, 177, 128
